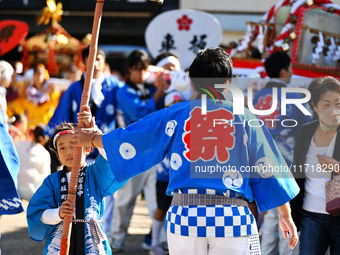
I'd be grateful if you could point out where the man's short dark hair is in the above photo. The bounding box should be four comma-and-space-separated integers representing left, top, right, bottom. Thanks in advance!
82, 47, 106, 63
189, 47, 233, 90
127, 49, 149, 70
264, 51, 291, 78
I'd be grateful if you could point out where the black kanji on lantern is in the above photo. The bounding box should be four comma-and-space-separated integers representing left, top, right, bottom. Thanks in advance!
189, 34, 207, 53
0, 25, 16, 44
159, 33, 177, 52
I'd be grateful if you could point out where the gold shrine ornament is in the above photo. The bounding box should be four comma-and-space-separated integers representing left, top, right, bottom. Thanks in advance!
282, 43, 290, 51
289, 32, 297, 40
37, 0, 63, 26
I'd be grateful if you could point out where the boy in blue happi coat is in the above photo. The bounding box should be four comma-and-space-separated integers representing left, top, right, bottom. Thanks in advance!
27, 106, 127, 255
72, 48, 300, 255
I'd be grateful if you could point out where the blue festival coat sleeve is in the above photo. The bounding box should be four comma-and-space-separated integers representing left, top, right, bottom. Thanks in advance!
27, 154, 128, 242
116, 85, 156, 124
0, 113, 24, 215
245, 109, 300, 212
88, 154, 129, 196
45, 82, 80, 136
26, 173, 60, 241
102, 108, 170, 183
102, 102, 299, 212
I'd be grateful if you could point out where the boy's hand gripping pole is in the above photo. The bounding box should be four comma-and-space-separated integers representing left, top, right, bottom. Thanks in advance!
59, 1, 104, 254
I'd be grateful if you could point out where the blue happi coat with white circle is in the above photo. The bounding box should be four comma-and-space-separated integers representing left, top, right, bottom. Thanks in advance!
27, 154, 128, 254
45, 76, 120, 136
102, 99, 299, 238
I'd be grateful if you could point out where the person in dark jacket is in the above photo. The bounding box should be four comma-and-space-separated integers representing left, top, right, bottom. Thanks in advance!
291, 76, 340, 255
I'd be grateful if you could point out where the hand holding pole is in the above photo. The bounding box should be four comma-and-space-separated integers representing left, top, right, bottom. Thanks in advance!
59, 1, 104, 254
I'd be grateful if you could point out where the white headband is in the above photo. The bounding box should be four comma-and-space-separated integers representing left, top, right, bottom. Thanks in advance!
156, 56, 181, 70
53, 130, 75, 149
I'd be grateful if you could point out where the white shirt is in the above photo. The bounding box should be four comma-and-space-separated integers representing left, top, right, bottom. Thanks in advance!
0, 85, 7, 124
16, 141, 50, 201
303, 135, 336, 214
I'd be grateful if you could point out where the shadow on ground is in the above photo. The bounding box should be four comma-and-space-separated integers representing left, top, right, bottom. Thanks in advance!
0, 226, 44, 254
0, 228, 151, 255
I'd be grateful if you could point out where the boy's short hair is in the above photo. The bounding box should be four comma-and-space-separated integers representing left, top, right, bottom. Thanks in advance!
82, 47, 106, 63
49, 123, 77, 154
127, 49, 149, 70
264, 51, 291, 78
189, 47, 233, 91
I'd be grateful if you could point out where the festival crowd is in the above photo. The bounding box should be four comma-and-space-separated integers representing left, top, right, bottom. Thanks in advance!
0, 45, 339, 255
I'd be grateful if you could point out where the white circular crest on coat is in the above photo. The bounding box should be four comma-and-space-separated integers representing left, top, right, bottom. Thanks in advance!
119, 143, 136, 160
243, 133, 248, 146
222, 171, 243, 189
106, 104, 114, 115
72, 100, 77, 113
165, 120, 177, 137
255, 157, 274, 178
170, 153, 182, 170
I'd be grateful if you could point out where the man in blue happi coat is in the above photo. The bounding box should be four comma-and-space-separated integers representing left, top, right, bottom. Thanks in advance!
73, 47, 300, 255
45, 47, 120, 137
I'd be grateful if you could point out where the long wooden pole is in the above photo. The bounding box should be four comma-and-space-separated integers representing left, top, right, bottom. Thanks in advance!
59, 0, 164, 253
59, 1, 104, 254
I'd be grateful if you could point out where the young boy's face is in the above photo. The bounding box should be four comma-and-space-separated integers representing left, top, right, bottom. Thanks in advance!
56, 133, 86, 171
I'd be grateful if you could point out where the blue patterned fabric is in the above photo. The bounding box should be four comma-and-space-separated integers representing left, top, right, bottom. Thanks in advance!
45, 76, 120, 136
102, 99, 300, 237
253, 86, 312, 165
27, 155, 128, 254
155, 156, 170, 182
0, 113, 23, 216
116, 80, 161, 126
166, 189, 254, 237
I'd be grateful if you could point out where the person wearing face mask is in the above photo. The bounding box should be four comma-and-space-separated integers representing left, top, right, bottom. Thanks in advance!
291, 77, 340, 255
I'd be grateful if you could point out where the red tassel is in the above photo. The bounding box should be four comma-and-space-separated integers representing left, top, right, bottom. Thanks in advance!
48, 41, 59, 76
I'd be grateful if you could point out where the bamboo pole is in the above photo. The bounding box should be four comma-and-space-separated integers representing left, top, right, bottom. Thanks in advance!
59, 1, 104, 254
59, 0, 164, 253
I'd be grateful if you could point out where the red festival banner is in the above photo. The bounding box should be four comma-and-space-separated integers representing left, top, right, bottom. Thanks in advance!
0, 20, 29, 56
